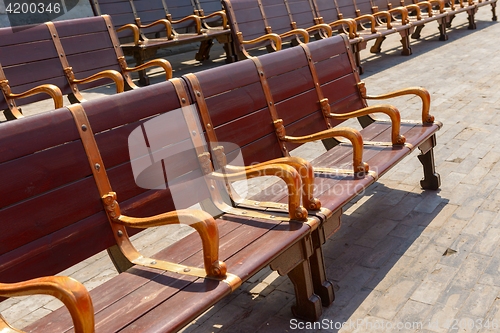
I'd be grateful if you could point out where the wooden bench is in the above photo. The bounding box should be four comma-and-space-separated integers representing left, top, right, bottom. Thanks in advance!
91, 0, 235, 82
177, 33, 441, 304
0, 75, 332, 332
222, 0, 358, 60
0, 15, 171, 120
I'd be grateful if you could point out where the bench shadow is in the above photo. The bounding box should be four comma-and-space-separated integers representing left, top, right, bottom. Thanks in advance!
179, 182, 450, 331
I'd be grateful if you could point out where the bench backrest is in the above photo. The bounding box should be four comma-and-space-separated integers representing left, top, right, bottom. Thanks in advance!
91, 0, 140, 41
0, 80, 212, 284
183, 34, 364, 162
312, 0, 344, 23
0, 16, 128, 118
0, 24, 70, 109
260, 0, 297, 35
285, 0, 323, 29
195, 0, 226, 27
52, 15, 135, 92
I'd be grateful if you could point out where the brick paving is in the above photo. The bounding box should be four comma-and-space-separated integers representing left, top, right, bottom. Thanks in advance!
2, 7, 500, 333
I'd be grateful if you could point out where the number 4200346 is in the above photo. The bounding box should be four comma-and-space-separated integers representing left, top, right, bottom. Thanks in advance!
5, 2, 62, 14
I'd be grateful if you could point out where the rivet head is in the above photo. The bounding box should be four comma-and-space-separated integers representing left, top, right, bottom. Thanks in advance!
117, 230, 123, 237
196, 91, 201, 97
254, 201, 260, 205
270, 215, 276, 218
192, 130, 196, 136
53, 34, 56, 37
151, 260, 157, 265
181, 98, 186, 103
210, 185, 215, 190
242, 211, 247, 214
269, 101, 273, 106
94, 163, 101, 171
183, 268, 190, 272
206, 123, 211, 128
259, 71, 264, 76
81, 124, 87, 131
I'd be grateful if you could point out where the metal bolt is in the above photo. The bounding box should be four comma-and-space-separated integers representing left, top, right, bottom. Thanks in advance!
196, 91, 201, 97
192, 130, 197, 136
210, 185, 215, 190
270, 215, 276, 218
183, 268, 190, 272
242, 211, 247, 214
81, 124, 87, 131
151, 260, 157, 265
259, 71, 264, 76
254, 201, 260, 205
117, 230, 123, 237
269, 101, 273, 106
95, 163, 101, 171
181, 98, 186, 103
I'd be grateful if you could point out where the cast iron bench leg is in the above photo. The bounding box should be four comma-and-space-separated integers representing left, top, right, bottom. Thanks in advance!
310, 230, 335, 306
418, 135, 441, 190
270, 236, 322, 321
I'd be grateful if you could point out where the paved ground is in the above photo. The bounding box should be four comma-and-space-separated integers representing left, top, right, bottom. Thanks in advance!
2, 7, 500, 333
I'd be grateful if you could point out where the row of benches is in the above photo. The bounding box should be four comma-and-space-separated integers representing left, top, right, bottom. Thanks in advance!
0, 15, 171, 121
0, 34, 441, 332
90, 0, 235, 81
222, 0, 497, 72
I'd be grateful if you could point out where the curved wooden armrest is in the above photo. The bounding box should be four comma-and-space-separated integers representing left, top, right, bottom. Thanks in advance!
66, 68, 125, 93
239, 32, 282, 50
279, 28, 310, 43
354, 15, 378, 33
200, 11, 228, 29
1, 81, 63, 109
419, 0, 445, 12
404, 4, 423, 19
329, 19, 359, 38
116, 24, 141, 45
136, 19, 173, 39
223, 156, 320, 211
372, 11, 394, 28
282, 127, 369, 175
170, 15, 202, 34
210, 163, 308, 221
106, 200, 226, 278
362, 86, 434, 124
126, 59, 173, 80
306, 23, 333, 37
0, 276, 94, 333
328, 104, 405, 145
387, 7, 410, 23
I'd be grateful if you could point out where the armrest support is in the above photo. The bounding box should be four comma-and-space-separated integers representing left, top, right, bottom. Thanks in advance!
221, 155, 320, 211
168, 15, 202, 34
372, 11, 394, 28
209, 163, 308, 221
0, 80, 63, 110
238, 32, 282, 51
64, 67, 125, 94
419, 0, 445, 12
359, 82, 434, 124
354, 15, 378, 33
199, 11, 228, 29
116, 24, 141, 45
403, 4, 423, 19
387, 7, 410, 23
135, 18, 174, 40
103, 193, 226, 278
0, 276, 94, 333
305, 23, 333, 37
275, 121, 369, 175
124, 58, 173, 80
328, 18, 359, 39
279, 28, 310, 43
328, 104, 406, 145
